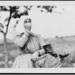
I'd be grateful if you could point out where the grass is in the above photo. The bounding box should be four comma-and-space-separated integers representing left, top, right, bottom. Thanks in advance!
0, 40, 20, 68
0, 36, 75, 68
44, 36, 75, 67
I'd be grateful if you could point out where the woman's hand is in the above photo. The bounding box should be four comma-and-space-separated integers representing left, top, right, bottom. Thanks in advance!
31, 51, 39, 62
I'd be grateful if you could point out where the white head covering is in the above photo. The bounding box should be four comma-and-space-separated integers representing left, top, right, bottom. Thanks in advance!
15, 16, 31, 33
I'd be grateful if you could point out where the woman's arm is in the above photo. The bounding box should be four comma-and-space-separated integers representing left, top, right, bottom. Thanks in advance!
36, 35, 46, 56
12, 31, 29, 47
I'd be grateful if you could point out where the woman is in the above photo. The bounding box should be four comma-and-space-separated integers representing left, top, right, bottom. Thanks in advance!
12, 17, 69, 68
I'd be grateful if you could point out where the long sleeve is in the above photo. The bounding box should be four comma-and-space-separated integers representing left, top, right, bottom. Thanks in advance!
12, 31, 29, 47
34, 35, 46, 55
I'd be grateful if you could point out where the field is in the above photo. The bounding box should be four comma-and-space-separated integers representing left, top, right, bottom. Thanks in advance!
0, 36, 75, 68
44, 36, 75, 67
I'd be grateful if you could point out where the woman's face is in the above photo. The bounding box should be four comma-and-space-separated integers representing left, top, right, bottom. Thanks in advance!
24, 19, 32, 31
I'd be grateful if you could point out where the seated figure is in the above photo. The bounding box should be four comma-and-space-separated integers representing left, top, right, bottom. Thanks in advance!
12, 17, 69, 68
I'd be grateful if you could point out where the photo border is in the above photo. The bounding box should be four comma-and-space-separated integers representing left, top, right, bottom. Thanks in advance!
0, 0, 74, 74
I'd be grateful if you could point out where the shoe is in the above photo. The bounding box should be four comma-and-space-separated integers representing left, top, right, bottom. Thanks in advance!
43, 44, 58, 58
59, 53, 69, 60
48, 52, 58, 58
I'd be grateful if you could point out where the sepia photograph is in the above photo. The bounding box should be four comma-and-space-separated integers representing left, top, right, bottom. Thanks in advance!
0, 0, 75, 73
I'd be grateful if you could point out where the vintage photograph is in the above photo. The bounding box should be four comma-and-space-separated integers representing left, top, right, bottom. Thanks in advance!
0, 1, 75, 69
